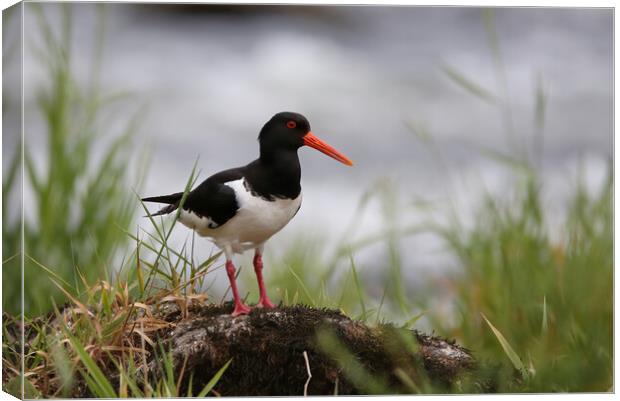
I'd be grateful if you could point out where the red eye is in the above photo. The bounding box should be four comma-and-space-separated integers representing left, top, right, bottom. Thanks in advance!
286, 120, 297, 129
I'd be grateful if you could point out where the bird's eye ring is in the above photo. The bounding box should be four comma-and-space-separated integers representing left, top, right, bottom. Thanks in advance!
286, 120, 297, 129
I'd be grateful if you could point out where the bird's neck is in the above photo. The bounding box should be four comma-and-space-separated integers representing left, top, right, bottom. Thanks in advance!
260, 144, 298, 163
247, 148, 301, 199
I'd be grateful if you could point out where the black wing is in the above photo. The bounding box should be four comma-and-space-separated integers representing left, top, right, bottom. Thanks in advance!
182, 168, 245, 227
142, 192, 184, 216
142, 167, 245, 228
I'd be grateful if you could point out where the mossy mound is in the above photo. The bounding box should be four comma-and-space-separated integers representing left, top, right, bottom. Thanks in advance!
5, 303, 475, 397
147, 303, 474, 395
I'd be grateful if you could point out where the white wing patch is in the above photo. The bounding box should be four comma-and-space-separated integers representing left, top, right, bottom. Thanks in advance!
178, 208, 219, 230
178, 178, 302, 254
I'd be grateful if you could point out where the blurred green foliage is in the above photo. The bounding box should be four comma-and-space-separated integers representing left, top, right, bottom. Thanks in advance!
430, 168, 611, 392
2, 4, 147, 316
3, 160, 229, 398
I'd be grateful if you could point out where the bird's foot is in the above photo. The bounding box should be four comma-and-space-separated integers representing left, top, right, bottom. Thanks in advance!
256, 296, 276, 309
231, 302, 252, 316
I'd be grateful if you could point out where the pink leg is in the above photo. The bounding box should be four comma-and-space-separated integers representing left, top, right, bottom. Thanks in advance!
225, 260, 251, 316
253, 251, 275, 308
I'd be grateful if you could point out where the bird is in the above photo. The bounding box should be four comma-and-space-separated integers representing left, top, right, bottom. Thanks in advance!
142, 112, 353, 316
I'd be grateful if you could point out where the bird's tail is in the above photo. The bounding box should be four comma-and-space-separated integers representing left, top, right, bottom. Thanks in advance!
141, 192, 184, 216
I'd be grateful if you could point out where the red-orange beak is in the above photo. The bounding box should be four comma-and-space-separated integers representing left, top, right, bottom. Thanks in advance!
303, 131, 353, 166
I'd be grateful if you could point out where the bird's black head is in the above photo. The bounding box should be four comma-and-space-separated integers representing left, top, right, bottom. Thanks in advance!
258, 112, 353, 166
258, 111, 311, 151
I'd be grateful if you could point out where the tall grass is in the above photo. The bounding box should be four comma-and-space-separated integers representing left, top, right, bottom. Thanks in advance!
2, 159, 232, 398
422, 166, 612, 392
2, 4, 147, 316
423, 10, 612, 391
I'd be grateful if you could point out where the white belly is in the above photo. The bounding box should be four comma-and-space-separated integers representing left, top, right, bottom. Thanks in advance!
179, 178, 302, 253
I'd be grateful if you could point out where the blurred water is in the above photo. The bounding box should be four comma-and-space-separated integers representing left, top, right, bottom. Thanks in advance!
15, 5, 613, 294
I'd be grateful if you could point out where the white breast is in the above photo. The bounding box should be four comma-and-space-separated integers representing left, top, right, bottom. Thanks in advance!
180, 178, 302, 254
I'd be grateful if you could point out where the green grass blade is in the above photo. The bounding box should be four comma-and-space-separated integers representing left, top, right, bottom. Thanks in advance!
186, 373, 194, 397
374, 285, 388, 325
403, 311, 426, 329
110, 356, 144, 398
316, 329, 388, 394
393, 367, 421, 393
349, 254, 367, 321
541, 296, 548, 335
64, 332, 117, 397
441, 63, 497, 104
25, 254, 75, 291
288, 267, 316, 307
534, 74, 547, 131
139, 158, 200, 290
481, 313, 527, 377
196, 358, 233, 397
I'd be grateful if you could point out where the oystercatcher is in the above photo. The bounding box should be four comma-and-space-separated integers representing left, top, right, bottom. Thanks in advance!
142, 112, 353, 316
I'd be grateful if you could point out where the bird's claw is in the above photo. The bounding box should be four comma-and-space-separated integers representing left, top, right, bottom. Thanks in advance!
231, 303, 252, 316
256, 297, 276, 309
